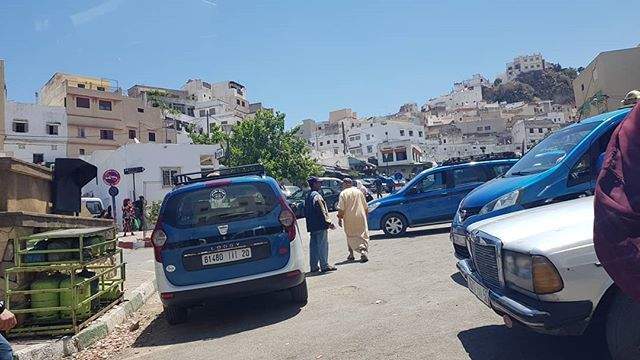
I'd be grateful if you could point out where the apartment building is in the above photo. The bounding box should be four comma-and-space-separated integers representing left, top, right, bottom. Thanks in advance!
3, 101, 67, 164
511, 118, 559, 153
39, 73, 174, 157
506, 53, 545, 81
182, 79, 250, 116
573, 46, 640, 118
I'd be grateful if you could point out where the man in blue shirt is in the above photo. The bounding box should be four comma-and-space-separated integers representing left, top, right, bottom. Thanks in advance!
304, 177, 337, 273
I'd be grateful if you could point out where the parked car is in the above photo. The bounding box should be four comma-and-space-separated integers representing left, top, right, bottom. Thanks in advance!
367, 159, 517, 236
457, 195, 634, 358
151, 165, 307, 325
287, 187, 341, 218
451, 108, 631, 259
80, 197, 104, 218
282, 185, 300, 198
318, 177, 343, 192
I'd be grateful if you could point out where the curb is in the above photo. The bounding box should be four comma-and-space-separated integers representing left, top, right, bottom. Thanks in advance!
117, 238, 153, 249
14, 280, 157, 360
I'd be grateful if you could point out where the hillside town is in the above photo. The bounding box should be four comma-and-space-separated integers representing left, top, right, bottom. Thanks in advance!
2, 25, 640, 359
4, 47, 639, 186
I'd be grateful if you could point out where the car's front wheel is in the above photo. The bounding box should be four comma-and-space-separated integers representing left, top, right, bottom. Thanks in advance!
290, 279, 308, 304
164, 305, 188, 325
381, 213, 407, 237
606, 292, 640, 360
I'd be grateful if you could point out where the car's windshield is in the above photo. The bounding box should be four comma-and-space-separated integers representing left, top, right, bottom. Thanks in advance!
163, 183, 277, 228
505, 122, 600, 177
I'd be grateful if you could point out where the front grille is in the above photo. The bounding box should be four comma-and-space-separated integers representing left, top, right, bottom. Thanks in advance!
472, 242, 501, 288
453, 243, 470, 259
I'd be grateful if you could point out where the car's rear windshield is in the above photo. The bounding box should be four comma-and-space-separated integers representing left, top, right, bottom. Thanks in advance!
163, 182, 278, 228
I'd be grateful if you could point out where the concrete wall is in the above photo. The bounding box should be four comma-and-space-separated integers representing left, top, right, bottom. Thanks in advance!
0, 157, 52, 213
4, 101, 68, 163
573, 47, 640, 117
82, 143, 222, 226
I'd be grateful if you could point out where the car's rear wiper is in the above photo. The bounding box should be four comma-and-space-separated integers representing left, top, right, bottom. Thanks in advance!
217, 211, 256, 220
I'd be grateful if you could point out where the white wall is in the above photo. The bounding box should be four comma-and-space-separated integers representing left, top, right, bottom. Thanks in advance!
4, 101, 67, 163
82, 143, 222, 226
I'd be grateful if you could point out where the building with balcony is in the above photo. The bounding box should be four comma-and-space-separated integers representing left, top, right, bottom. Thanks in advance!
3, 101, 67, 164
505, 53, 545, 82
511, 118, 559, 153
39, 73, 174, 157
376, 139, 425, 177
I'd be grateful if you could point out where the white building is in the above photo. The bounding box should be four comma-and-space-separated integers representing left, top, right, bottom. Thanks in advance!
511, 118, 559, 153
453, 74, 490, 91
506, 53, 545, 81
82, 143, 222, 226
3, 101, 67, 164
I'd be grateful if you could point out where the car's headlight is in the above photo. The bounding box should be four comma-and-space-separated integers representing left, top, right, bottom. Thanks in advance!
479, 189, 521, 215
368, 202, 380, 212
503, 250, 563, 294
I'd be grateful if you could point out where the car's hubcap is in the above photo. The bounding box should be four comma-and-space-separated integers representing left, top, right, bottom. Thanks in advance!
385, 217, 403, 234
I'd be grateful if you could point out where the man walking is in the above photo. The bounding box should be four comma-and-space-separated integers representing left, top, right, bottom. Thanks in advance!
374, 178, 383, 199
304, 177, 337, 273
337, 178, 370, 262
133, 196, 146, 230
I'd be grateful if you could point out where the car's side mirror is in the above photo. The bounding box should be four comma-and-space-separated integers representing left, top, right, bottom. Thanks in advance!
408, 187, 419, 195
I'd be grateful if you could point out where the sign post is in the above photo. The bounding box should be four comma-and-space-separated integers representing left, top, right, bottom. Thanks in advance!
108, 185, 119, 226
124, 167, 145, 198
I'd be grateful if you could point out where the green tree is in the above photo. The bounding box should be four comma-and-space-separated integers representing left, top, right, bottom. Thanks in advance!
145, 90, 181, 116
187, 123, 227, 145
224, 109, 322, 185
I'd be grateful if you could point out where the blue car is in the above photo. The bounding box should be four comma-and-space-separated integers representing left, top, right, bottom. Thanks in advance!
450, 108, 631, 259
367, 159, 518, 236
151, 165, 306, 325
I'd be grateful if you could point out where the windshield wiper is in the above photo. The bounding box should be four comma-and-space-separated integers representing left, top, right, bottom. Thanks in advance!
509, 170, 544, 176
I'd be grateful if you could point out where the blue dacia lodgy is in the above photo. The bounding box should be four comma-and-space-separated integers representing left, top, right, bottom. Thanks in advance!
151, 165, 306, 325
367, 158, 518, 236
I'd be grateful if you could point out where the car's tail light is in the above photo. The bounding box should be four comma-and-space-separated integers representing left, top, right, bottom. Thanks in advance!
278, 197, 297, 241
151, 217, 166, 262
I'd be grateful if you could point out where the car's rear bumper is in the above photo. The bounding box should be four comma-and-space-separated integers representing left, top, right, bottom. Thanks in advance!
160, 270, 305, 307
457, 259, 593, 335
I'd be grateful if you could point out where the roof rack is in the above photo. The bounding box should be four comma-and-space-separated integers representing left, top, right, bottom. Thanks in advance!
441, 152, 519, 166
172, 164, 266, 186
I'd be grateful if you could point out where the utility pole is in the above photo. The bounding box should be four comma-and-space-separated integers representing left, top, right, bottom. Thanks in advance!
206, 110, 210, 135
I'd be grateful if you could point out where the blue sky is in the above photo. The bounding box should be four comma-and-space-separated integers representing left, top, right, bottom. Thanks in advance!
1, 0, 638, 128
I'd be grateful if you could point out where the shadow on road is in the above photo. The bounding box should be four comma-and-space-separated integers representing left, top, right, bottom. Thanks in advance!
370, 226, 450, 241
458, 324, 610, 360
450, 272, 467, 287
131, 291, 302, 348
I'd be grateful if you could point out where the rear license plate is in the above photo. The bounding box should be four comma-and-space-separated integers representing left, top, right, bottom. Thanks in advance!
468, 275, 490, 307
202, 248, 252, 266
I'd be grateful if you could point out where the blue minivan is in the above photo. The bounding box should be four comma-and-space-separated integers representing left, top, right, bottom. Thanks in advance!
367, 159, 518, 236
450, 108, 631, 259
152, 165, 306, 325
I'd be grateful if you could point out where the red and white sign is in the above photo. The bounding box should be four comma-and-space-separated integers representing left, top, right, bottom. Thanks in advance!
102, 169, 121, 186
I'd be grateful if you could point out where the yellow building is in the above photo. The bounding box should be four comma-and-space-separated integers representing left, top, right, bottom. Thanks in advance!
39, 73, 176, 157
573, 46, 640, 118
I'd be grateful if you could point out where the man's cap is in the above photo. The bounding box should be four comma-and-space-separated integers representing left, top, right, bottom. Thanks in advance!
343, 177, 353, 184
621, 90, 640, 106
307, 177, 319, 186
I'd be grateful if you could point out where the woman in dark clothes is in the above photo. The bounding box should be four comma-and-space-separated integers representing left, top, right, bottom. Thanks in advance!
593, 94, 640, 360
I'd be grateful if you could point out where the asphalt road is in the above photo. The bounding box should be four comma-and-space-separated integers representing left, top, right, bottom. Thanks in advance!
78, 214, 610, 360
